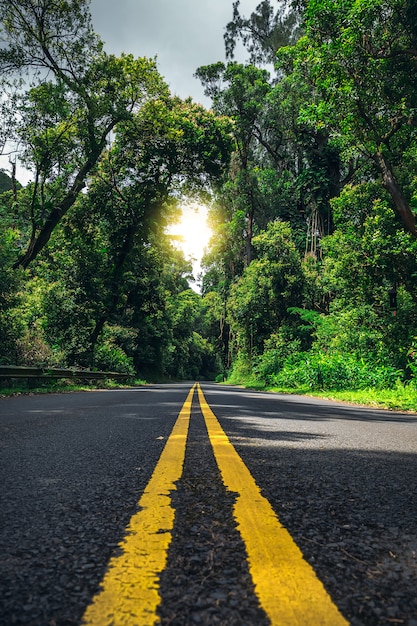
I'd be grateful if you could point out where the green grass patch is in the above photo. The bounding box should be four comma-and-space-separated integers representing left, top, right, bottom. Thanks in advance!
0, 378, 147, 397
297, 387, 417, 412
227, 377, 417, 413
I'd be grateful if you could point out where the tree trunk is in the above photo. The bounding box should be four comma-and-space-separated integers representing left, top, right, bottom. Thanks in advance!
375, 150, 417, 237
88, 221, 139, 366
246, 208, 254, 265
13, 158, 96, 269
89, 316, 107, 368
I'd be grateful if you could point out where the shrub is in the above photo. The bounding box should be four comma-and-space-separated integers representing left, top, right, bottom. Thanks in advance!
254, 331, 301, 384
94, 340, 135, 375
15, 329, 65, 367
272, 351, 402, 391
227, 353, 261, 387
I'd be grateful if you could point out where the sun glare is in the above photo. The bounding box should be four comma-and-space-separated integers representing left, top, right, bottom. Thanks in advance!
168, 204, 213, 269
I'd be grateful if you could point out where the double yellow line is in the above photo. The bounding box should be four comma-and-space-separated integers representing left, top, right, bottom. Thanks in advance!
82, 383, 348, 626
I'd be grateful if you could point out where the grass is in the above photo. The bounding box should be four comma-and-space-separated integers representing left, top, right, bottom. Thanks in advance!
299, 386, 417, 412
226, 377, 417, 413
264, 387, 417, 412
0, 378, 147, 397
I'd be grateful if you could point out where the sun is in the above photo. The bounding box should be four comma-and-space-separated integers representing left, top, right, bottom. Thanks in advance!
168, 203, 212, 267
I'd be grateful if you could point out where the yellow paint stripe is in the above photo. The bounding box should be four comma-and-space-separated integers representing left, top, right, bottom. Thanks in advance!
82, 384, 196, 626
197, 383, 348, 626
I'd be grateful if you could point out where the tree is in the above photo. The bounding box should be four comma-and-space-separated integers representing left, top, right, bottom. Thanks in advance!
0, 208, 24, 363
224, 0, 302, 64
307, 181, 417, 369
287, 0, 417, 235
196, 62, 272, 264
82, 96, 231, 360
228, 221, 304, 356
0, 0, 166, 268
165, 289, 212, 379
25, 95, 232, 370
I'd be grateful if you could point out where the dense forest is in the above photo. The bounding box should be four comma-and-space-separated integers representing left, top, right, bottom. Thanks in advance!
1, 0, 417, 393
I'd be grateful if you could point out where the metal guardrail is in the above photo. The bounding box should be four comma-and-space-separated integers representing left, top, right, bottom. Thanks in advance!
0, 365, 131, 381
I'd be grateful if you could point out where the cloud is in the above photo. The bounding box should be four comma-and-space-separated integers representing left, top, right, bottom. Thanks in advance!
90, 0, 257, 104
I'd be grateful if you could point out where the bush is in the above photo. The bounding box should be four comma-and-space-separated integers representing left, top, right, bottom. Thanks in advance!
94, 340, 135, 375
15, 329, 65, 367
272, 351, 402, 391
227, 353, 262, 387
254, 332, 301, 384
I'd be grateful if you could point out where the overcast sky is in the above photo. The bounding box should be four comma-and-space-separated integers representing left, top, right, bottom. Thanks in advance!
90, 0, 259, 106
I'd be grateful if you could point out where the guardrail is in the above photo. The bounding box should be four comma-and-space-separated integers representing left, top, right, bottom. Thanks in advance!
0, 365, 132, 381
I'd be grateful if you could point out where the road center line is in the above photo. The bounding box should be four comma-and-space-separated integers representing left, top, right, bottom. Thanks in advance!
197, 383, 348, 626
82, 384, 196, 626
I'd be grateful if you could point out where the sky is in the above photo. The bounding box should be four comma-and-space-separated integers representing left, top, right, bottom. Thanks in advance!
90, 0, 258, 105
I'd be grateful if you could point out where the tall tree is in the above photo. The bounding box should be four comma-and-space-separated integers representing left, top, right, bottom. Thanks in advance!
196, 62, 272, 264
55, 95, 232, 365
0, 0, 166, 268
288, 0, 417, 235
227, 221, 304, 356
224, 0, 302, 64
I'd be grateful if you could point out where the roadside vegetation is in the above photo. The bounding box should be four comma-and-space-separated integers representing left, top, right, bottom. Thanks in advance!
0, 377, 147, 398
228, 375, 417, 414
1, 0, 417, 411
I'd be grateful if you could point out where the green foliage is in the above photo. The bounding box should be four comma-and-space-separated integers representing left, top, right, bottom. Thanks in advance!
0, 0, 168, 268
228, 221, 304, 355
254, 329, 302, 384
224, 0, 302, 64
226, 353, 261, 388
286, 0, 417, 235
272, 351, 402, 391
204, 0, 417, 397
15, 330, 63, 367
94, 341, 135, 375
0, 220, 24, 363
271, 384, 417, 413
164, 289, 220, 379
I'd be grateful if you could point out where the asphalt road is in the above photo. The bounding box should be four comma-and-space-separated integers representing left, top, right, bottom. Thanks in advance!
1, 383, 416, 625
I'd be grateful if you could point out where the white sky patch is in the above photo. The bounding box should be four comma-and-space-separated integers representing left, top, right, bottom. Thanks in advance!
167, 203, 213, 289
0, 154, 32, 186
90, 0, 259, 105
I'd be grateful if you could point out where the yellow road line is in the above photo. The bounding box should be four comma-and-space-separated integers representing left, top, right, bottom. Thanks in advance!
197, 383, 348, 626
82, 384, 196, 626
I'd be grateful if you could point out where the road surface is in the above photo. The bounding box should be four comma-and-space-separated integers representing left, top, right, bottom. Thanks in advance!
1, 382, 416, 625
